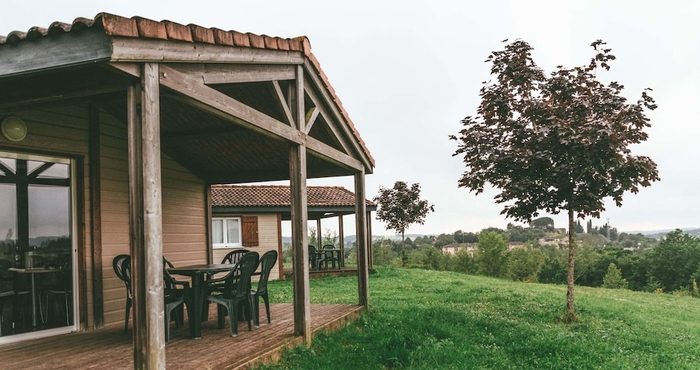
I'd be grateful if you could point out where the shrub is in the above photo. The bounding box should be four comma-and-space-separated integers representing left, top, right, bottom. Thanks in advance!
602, 263, 628, 289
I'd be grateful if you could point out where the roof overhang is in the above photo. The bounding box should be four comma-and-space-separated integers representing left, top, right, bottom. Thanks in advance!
0, 15, 375, 183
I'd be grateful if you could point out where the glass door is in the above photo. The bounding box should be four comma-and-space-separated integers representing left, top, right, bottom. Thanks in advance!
0, 152, 74, 338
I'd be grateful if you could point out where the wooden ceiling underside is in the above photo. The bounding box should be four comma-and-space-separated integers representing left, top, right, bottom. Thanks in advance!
0, 63, 365, 184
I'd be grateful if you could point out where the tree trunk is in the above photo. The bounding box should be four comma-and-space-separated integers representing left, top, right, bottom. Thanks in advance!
565, 209, 578, 323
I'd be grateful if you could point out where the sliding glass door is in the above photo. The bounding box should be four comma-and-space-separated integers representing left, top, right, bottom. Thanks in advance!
0, 152, 75, 338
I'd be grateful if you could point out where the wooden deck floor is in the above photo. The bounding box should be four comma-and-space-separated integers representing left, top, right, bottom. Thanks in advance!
0, 303, 363, 370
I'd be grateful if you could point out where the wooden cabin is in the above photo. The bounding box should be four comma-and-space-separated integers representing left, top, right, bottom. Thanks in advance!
210, 184, 377, 278
0, 12, 374, 368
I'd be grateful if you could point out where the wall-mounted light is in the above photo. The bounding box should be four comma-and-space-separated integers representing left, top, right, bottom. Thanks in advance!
1, 116, 28, 142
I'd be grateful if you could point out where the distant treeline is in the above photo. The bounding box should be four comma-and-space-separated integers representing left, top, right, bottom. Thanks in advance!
371, 227, 700, 296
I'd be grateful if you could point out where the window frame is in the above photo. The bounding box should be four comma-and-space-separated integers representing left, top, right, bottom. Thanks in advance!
212, 216, 243, 249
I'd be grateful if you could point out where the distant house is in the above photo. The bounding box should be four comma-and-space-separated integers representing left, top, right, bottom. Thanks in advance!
507, 242, 525, 250
442, 243, 476, 256
211, 184, 377, 276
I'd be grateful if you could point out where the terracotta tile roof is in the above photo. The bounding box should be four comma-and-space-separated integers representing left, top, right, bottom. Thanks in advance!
0, 12, 374, 167
211, 185, 375, 207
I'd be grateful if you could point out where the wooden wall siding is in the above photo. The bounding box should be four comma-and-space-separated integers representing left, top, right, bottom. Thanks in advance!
99, 110, 207, 327
0, 106, 93, 327
212, 213, 281, 280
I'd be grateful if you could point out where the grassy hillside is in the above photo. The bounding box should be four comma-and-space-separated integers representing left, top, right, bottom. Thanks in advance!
260, 267, 700, 369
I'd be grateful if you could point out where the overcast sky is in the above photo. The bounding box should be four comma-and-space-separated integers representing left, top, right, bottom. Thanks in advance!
2, 1, 699, 236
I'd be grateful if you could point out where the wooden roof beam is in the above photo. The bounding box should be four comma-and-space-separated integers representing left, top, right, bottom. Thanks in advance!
111, 37, 305, 64
158, 64, 363, 171
273, 80, 296, 129
303, 60, 373, 171
167, 64, 296, 84
303, 84, 352, 154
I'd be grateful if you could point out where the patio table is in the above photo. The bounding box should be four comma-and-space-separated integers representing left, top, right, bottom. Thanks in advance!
321, 248, 344, 269
168, 264, 236, 339
9, 267, 61, 328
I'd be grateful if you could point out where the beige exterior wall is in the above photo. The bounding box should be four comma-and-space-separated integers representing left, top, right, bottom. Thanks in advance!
2, 106, 94, 326
100, 112, 207, 327
2, 105, 208, 330
212, 213, 281, 281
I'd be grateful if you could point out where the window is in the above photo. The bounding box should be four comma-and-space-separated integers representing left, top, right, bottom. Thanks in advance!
212, 217, 242, 248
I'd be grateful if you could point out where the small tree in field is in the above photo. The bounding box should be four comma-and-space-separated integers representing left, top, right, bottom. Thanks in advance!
373, 181, 434, 243
602, 263, 628, 289
450, 39, 659, 322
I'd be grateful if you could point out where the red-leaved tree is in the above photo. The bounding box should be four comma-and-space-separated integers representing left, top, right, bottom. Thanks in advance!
450, 39, 659, 322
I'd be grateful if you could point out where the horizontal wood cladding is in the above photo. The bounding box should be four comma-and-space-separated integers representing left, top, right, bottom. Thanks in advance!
212, 214, 281, 280
99, 110, 207, 327
0, 105, 94, 328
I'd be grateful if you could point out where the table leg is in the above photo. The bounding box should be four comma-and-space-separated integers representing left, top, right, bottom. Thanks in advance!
190, 274, 202, 339
30, 273, 37, 328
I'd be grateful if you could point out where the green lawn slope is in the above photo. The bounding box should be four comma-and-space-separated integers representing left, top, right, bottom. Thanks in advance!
259, 267, 700, 369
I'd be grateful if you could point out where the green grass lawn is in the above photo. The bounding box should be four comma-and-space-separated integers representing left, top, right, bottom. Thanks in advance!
258, 266, 700, 369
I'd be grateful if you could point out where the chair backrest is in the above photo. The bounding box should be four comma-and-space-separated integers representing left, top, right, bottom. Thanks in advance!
0, 259, 13, 292
221, 249, 249, 265
223, 251, 259, 299
112, 254, 131, 296
162, 256, 178, 291
162, 256, 174, 269
254, 250, 278, 295
308, 245, 319, 259
323, 244, 336, 250
52, 261, 73, 293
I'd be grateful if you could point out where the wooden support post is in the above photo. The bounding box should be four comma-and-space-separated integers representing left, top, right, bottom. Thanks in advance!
290, 64, 311, 344
367, 211, 373, 270
88, 103, 104, 329
338, 215, 345, 267
205, 183, 213, 264
290, 144, 310, 344
128, 63, 165, 369
355, 170, 369, 306
277, 214, 284, 279
316, 219, 322, 247
127, 82, 145, 365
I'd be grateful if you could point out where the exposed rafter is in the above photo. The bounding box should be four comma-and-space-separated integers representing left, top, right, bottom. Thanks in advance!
304, 107, 320, 134
158, 64, 363, 171
272, 80, 296, 128
303, 84, 352, 154
303, 59, 372, 171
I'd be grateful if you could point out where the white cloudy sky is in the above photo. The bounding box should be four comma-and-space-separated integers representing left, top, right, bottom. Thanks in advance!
2, 1, 699, 236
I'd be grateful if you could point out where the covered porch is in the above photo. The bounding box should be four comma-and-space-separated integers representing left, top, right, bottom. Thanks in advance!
2, 303, 363, 369
0, 12, 374, 368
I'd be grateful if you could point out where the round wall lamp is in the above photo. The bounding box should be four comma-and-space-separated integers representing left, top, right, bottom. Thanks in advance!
1, 116, 28, 142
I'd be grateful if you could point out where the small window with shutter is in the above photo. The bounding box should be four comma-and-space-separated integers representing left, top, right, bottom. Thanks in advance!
212, 216, 258, 248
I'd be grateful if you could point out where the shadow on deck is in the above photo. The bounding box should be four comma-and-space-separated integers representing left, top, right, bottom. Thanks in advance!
0, 303, 363, 370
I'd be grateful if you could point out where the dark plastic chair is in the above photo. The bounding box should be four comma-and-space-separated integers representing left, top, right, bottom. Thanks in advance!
322, 244, 341, 269
204, 249, 250, 296
39, 261, 72, 326
206, 251, 259, 337
251, 250, 277, 327
112, 254, 132, 334
308, 245, 324, 271
221, 249, 250, 265
0, 259, 30, 335
163, 259, 190, 343
163, 257, 188, 325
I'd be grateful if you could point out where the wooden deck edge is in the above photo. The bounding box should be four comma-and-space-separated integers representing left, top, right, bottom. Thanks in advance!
234, 305, 366, 370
